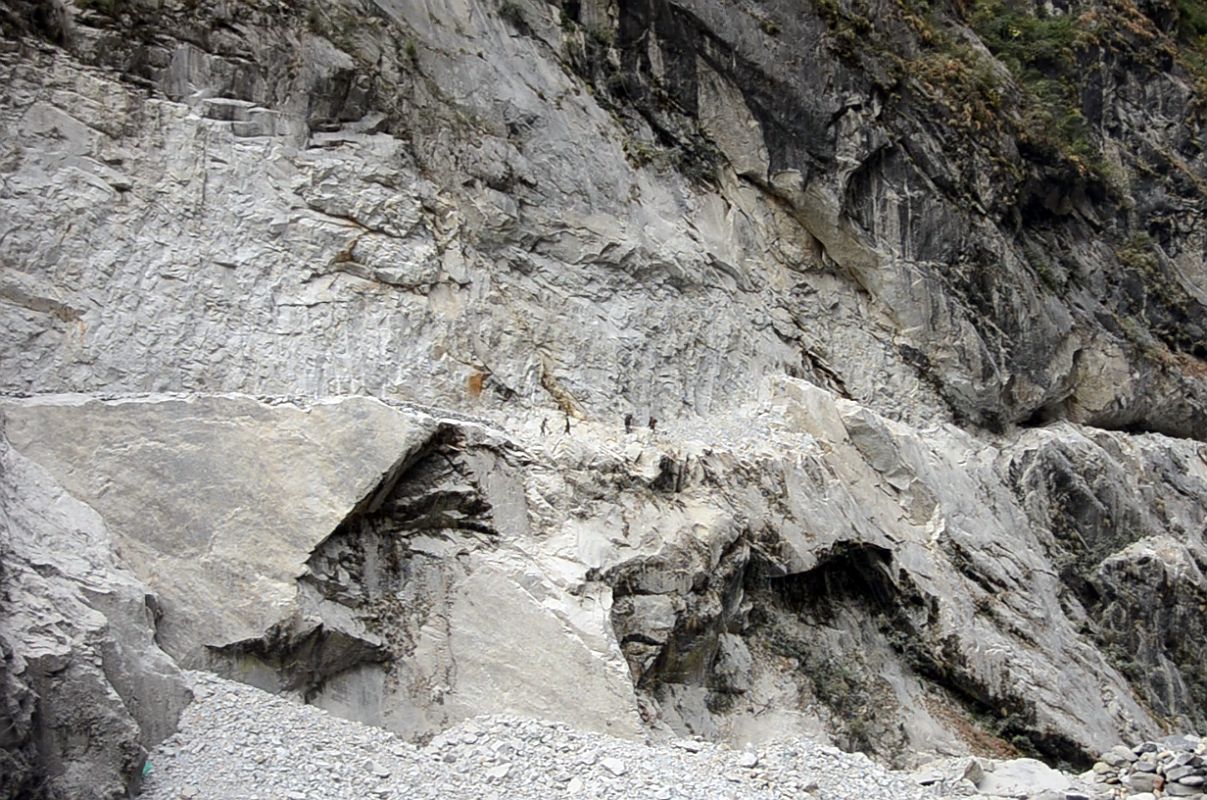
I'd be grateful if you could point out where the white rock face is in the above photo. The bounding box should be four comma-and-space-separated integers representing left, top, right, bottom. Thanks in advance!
0, 0, 955, 430
0, 394, 644, 743
1, 395, 432, 664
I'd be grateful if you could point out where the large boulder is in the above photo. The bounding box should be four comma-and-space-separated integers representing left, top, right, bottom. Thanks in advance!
0, 395, 644, 742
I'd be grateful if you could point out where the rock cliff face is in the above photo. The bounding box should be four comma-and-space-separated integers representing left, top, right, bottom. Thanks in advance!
0, 416, 191, 799
1, 0, 1205, 795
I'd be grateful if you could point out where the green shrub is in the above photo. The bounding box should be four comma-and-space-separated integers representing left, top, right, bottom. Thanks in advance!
1178, 0, 1207, 38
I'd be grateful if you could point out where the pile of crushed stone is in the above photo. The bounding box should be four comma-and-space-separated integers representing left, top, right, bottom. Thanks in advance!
148, 672, 1171, 800
139, 672, 939, 800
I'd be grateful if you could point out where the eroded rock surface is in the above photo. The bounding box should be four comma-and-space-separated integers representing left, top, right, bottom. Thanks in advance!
1, 395, 433, 666
0, 394, 644, 743
4, 386, 1205, 773
4, 0, 1202, 437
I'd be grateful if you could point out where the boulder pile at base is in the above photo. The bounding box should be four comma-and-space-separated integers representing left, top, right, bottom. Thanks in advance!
1081, 736, 1207, 800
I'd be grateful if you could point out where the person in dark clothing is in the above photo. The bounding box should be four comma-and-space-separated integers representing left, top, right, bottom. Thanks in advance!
564, 413, 571, 434
649, 417, 657, 432
540, 417, 548, 436
624, 414, 633, 434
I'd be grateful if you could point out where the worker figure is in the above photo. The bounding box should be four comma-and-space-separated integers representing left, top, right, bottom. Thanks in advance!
649, 417, 657, 432
624, 414, 633, 434
540, 417, 548, 436
564, 413, 571, 434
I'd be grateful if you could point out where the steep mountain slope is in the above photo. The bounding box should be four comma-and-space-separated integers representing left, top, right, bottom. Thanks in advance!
0, 0, 1205, 796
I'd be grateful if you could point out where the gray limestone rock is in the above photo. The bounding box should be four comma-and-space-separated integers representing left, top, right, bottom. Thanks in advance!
2, 0, 1203, 437
4, 385, 1200, 772
0, 394, 643, 744
0, 418, 190, 799
1127, 773, 1161, 792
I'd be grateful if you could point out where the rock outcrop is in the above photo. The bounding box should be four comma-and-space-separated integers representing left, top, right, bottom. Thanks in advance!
3, 0, 1202, 436
1, 0, 1205, 791
0, 417, 190, 800
3, 385, 1205, 774
0, 394, 644, 745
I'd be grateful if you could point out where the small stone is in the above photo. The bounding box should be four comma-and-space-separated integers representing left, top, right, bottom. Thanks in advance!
1164, 737, 1200, 753
285, 793, 307, 800
1180, 777, 1206, 787
1168, 766, 1196, 781
1125, 794, 1156, 800
674, 740, 703, 753
737, 752, 759, 768
1169, 785, 1206, 798
486, 763, 512, 780
600, 757, 627, 776
1127, 773, 1160, 793
566, 777, 585, 793
1106, 746, 1140, 766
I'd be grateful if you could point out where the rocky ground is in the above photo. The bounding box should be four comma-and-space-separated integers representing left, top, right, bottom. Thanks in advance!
140, 672, 1201, 800
138, 675, 912, 800
141, 672, 927, 800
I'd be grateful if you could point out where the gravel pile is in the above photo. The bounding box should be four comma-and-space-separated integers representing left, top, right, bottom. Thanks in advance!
140, 672, 941, 800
